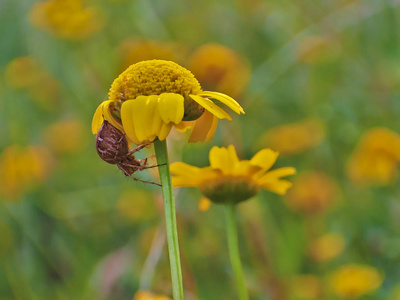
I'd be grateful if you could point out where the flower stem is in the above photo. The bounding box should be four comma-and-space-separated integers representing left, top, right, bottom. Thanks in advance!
225, 204, 249, 300
154, 139, 184, 300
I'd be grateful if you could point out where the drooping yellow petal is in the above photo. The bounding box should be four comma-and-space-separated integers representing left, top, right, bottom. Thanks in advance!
188, 110, 216, 143
170, 162, 202, 176
158, 122, 173, 141
198, 91, 245, 114
91, 100, 124, 134
157, 93, 185, 124
189, 94, 232, 120
132, 96, 157, 142
205, 113, 218, 143
209, 145, 239, 174
250, 149, 279, 172
121, 100, 140, 145
174, 121, 194, 132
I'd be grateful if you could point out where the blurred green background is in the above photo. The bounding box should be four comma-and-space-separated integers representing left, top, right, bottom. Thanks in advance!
0, 0, 399, 299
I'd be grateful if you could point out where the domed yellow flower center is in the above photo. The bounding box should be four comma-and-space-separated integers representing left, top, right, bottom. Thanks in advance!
109, 60, 204, 120
200, 176, 260, 204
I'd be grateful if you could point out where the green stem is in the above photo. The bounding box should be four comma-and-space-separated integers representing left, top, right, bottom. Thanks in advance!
225, 204, 249, 300
154, 139, 184, 300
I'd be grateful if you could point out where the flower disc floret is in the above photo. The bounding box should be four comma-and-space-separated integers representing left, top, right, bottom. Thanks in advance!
109, 60, 204, 120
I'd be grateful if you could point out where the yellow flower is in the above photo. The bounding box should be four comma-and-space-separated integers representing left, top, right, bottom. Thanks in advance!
43, 119, 86, 154
170, 145, 295, 204
30, 0, 104, 39
0, 145, 52, 200
133, 290, 171, 300
346, 127, 400, 186
92, 60, 245, 144
285, 171, 337, 215
256, 119, 325, 155
309, 233, 345, 262
5, 56, 60, 111
329, 264, 383, 299
188, 43, 251, 98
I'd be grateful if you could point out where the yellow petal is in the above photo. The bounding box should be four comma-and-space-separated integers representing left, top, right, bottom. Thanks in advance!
170, 162, 201, 176
92, 103, 104, 134
261, 167, 297, 180
92, 100, 124, 134
258, 179, 293, 195
157, 93, 185, 124
121, 100, 140, 145
250, 149, 279, 172
205, 114, 218, 143
158, 122, 173, 141
209, 145, 239, 174
198, 91, 245, 114
189, 94, 232, 120
174, 121, 194, 132
188, 110, 216, 143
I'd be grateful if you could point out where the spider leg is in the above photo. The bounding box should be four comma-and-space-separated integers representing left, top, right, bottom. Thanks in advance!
124, 142, 152, 157
120, 161, 165, 171
117, 164, 161, 186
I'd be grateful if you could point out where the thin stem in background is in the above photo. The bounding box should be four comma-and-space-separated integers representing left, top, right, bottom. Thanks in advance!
225, 204, 249, 300
154, 139, 184, 300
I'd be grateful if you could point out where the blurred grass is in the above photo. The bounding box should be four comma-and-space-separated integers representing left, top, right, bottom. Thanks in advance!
1, 0, 400, 299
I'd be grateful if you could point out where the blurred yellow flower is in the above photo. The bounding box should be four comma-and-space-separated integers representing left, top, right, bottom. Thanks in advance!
92, 60, 244, 144
289, 274, 321, 300
43, 119, 86, 154
170, 145, 295, 204
285, 171, 337, 215
257, 119, 325, 155
198, 196, 212, 212
0, 145, 52, 200
330, 264, 383, 299
118, 38, 185, 72
188, 43, 251, 98
347, 127, 400, 187
30, 0, 104, 39
133, 290, 171, 300
5, 56, 60, 110
309, 233, 345, 262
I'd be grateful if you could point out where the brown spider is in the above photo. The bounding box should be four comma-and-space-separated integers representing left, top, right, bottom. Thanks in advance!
95, 120, 160, 186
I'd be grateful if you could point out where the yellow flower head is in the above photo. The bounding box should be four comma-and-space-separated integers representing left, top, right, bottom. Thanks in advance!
346, 127, 400, 187
133, 290, 171, 300
30, 0, 104, 39
309, 233, 345, 262
170, 145, 296, 204
257, 119, 325, 155
188, 43, 251, 98
92, 60, 245, 145
329, 264, 383, 299
0, 145, 52, 200
285, 171, 337, 215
